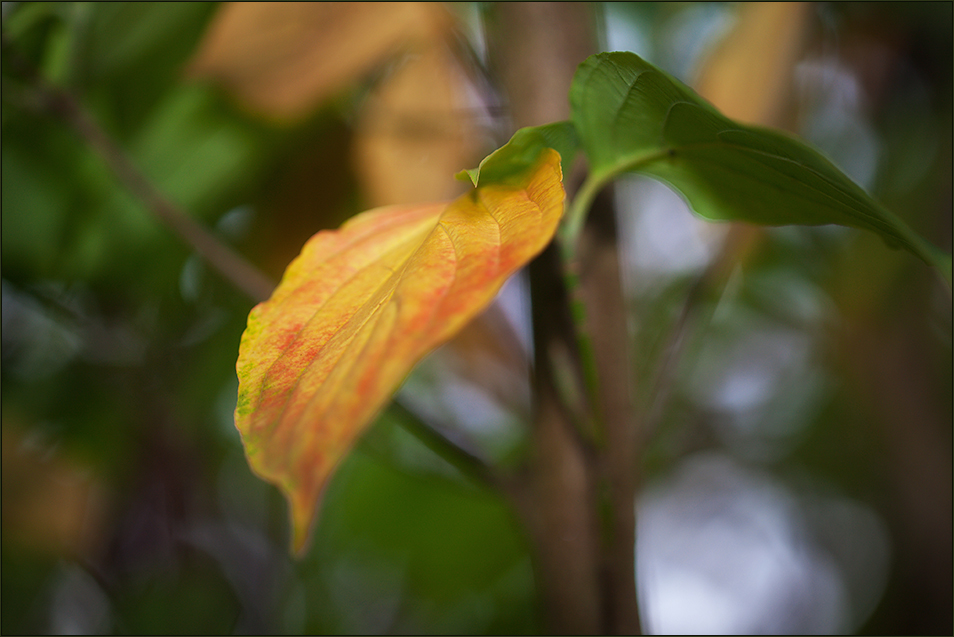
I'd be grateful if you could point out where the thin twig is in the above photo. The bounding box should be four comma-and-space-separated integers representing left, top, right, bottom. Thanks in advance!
640, 224, 761, 444
2, 32, 276, 303
388, 399, 501, 490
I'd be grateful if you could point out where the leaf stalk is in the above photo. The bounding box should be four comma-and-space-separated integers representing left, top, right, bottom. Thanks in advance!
559, 172, 607, 257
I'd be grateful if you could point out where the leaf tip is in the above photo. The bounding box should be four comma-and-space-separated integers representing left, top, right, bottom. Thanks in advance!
288, 486, 321, 557
455, 167, 480, 187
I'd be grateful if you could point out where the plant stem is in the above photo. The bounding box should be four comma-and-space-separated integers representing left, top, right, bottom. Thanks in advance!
488, 3, 644, 633
557, 247, 605, 445
388, 400, 499, 490
572, 183, 642, 634
557, 178, 615, 443
559, 172, 607, 257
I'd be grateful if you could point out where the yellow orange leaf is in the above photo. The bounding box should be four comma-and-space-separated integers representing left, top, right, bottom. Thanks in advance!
235, 149, 564, 553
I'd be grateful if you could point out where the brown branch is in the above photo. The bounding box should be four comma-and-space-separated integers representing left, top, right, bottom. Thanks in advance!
523, 241, 604, 634
576, 184, 642, 635
487, 3, 641, 633
2, 32, 276, 303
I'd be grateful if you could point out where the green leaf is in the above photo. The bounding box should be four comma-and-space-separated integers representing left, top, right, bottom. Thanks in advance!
569, 51, 951, 287
458, 120, 578, 187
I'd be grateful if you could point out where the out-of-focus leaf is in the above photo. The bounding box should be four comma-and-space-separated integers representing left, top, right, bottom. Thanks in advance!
80, 2, 219, 137
0, 131, 77, 278
457, 120, 578, 187
1, 424, 108, 557
128, 85, 270, 221
82, 2, 215, 82
234, 149, 564, 553
187, 2, 451, 122
569, 52, 952, 285
693, 2, 811, 128
353, 42, 484, 206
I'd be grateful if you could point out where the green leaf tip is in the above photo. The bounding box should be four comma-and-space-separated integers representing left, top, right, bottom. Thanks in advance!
461, 121, 579, 188
455, 167, 480, 187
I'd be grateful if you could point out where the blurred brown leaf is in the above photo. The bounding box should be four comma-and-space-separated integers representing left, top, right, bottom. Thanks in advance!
187, 2, 453, 122
2, 424, 108, 557
695, 2, 812, 129
352, 41, 487, 207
